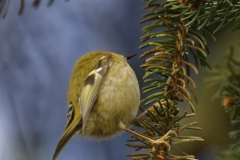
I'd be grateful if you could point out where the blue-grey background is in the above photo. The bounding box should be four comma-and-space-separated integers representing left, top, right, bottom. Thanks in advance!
0, 0, 240, 160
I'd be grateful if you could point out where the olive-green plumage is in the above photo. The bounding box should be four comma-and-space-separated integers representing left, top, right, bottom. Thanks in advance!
52, 51, 140, 160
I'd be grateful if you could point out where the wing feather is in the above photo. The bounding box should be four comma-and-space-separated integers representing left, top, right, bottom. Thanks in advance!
52, 103, 81, 160
79, 55, 112, 134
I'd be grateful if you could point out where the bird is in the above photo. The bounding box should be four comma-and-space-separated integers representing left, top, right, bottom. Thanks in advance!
52, 51, 140, 159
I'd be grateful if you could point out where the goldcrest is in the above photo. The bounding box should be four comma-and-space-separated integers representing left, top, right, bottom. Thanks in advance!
52, 51, 140, 159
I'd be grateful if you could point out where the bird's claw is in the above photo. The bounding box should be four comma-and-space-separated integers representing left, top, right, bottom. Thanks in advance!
151, 130, 177, 151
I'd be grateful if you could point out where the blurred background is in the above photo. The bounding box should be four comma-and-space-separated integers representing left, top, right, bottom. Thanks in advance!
0, 0, 240, 160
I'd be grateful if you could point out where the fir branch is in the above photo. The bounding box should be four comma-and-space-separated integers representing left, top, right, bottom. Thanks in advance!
206, 47, 240, 159
128, 0, 240, 159
0, 0, 54, 17
205, 46, 240, 98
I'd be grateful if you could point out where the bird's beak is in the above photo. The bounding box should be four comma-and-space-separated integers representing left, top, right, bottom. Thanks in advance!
125, 54, 136, 60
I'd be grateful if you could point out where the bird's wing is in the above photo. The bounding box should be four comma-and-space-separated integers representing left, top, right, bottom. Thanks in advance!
52, 55, 112, 160
79, 55, 112, 134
